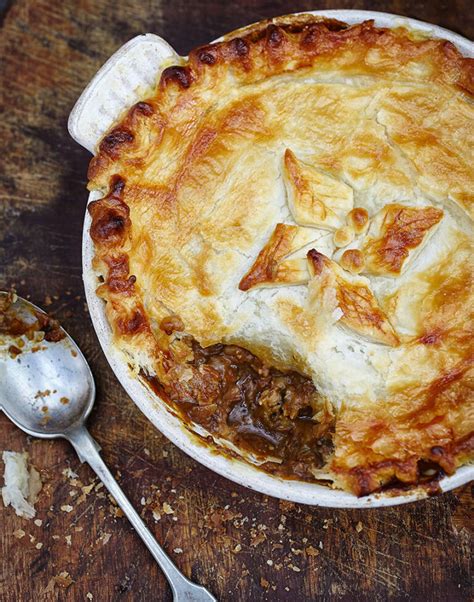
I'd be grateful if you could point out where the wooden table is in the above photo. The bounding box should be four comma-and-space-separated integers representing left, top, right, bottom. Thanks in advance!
0, 1, 472, 600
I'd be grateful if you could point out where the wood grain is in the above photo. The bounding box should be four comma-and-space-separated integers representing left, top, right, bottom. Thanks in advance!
0, 1, 472, 600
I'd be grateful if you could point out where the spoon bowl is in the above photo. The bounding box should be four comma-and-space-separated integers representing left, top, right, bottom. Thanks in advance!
0, 292, 95, 437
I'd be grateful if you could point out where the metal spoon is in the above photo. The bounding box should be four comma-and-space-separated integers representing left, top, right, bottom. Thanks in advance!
0, 292, 216, 602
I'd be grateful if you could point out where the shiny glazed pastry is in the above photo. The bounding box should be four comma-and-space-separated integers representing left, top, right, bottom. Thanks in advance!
86, 15, 474, 495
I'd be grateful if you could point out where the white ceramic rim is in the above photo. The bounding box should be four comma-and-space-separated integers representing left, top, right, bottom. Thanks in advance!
79, 10, 474, 507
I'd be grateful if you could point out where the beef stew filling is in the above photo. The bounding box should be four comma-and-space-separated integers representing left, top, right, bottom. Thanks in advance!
144, 340, 334, 481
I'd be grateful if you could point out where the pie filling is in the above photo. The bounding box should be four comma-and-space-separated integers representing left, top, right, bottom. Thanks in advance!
86, 15, 474, 496
140, 336, 453, 494
143, 339, 335, 481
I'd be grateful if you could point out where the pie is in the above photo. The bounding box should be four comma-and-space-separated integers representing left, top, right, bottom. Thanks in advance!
86, 15, 474, 496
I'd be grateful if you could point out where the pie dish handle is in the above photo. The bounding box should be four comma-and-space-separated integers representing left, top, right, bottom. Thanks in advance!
68, 34, 180, 154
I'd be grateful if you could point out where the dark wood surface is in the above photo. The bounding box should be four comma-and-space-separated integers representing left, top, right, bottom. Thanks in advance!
0, 1, 472, 600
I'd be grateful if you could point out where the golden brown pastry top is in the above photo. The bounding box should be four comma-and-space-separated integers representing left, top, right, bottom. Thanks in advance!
87, 15, 474, 495
362, 204, 444, 276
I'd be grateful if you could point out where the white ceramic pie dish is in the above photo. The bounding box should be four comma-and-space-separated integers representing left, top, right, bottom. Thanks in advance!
70, 10, 474, 507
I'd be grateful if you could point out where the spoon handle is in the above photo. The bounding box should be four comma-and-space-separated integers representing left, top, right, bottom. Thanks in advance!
66, 427, 216, 602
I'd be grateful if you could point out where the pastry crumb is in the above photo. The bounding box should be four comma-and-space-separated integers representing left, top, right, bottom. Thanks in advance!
101, 532, 111, 545
62, 467, 78, 480
306, 545, 319, 557
1, 451, 42, 519
44, 571, 74, 593
81, 483, 94, 495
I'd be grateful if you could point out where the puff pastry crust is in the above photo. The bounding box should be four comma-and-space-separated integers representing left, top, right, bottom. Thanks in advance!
239, 223, 331, 290
87, 15, 474, 495
307, 250, 399, 346
362, 204, 444, 276
283, 149, 354, 230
